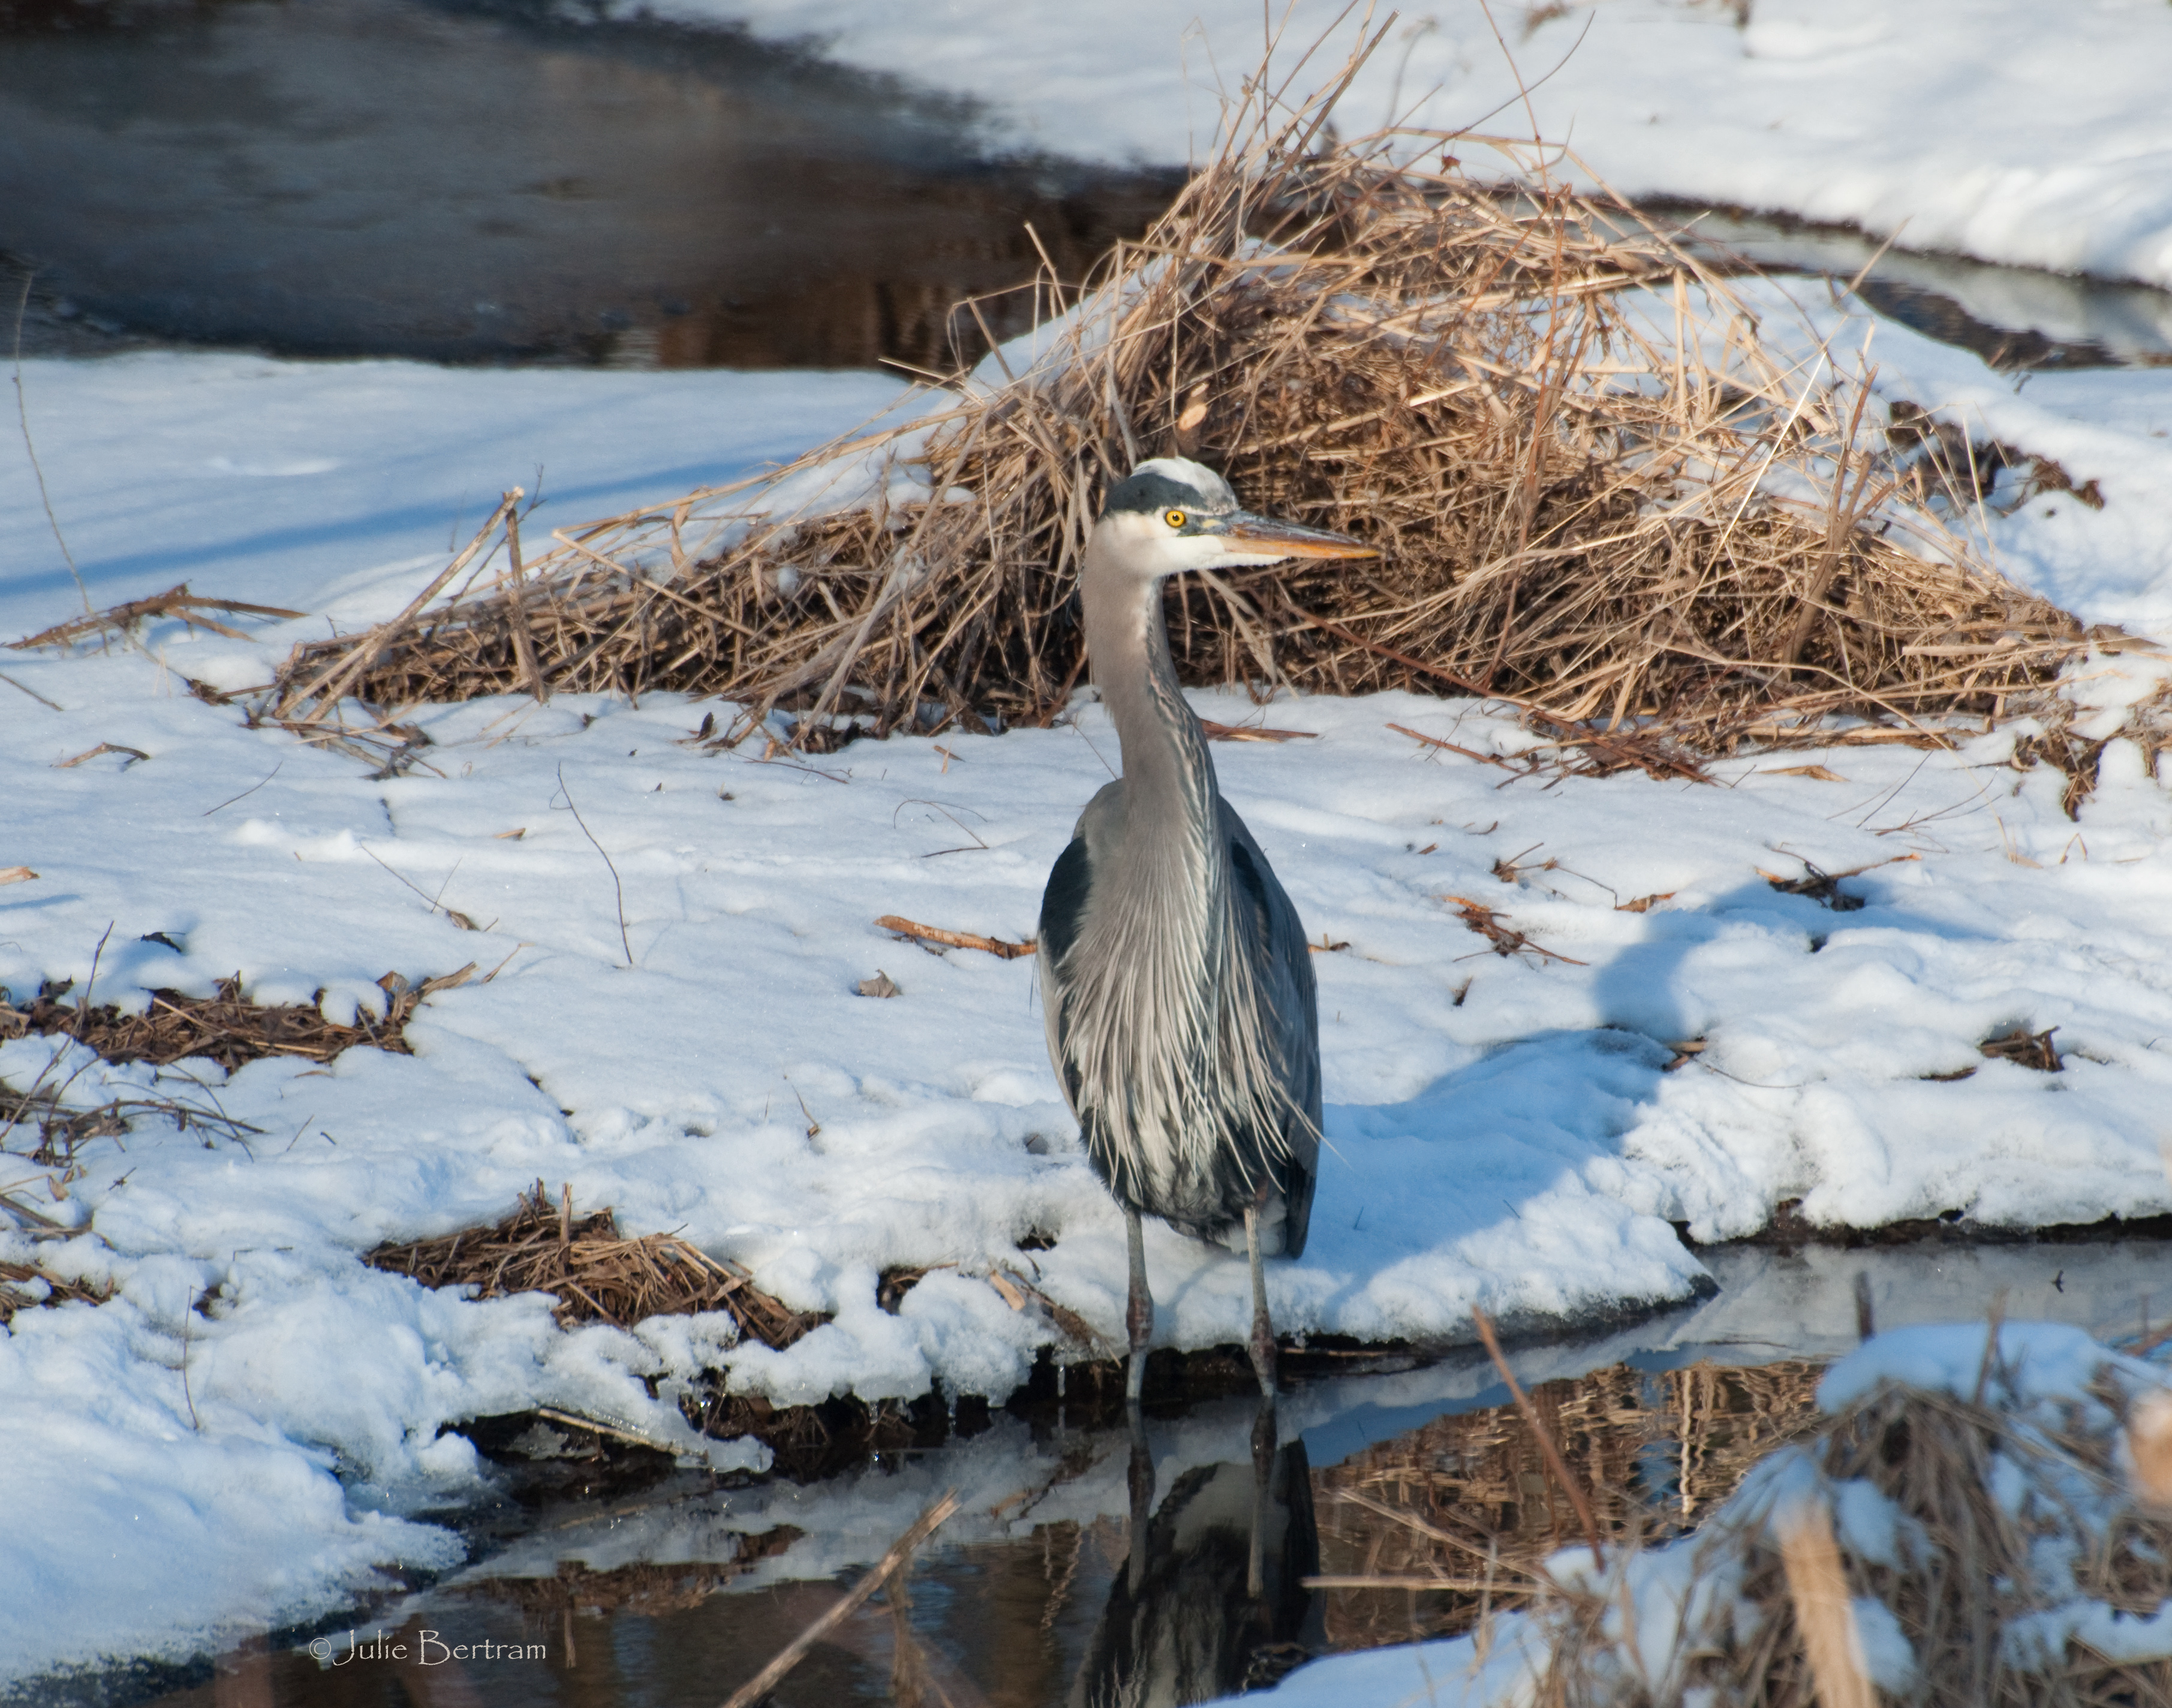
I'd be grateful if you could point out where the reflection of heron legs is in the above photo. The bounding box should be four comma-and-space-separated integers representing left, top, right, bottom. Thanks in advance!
1244, 1204, 1277, 1396
1124, 1208, 1153, 1403
1125, 1400, 1154, 1597
1247, 1394, 1278, 1599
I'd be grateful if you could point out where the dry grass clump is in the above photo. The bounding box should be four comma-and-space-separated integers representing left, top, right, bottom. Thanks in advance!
1312, 1359, 1824, 1652
366, 1181, 822, 1347
1529, 1351, 2172, 1707
264, 45, 2084, 764
0, 968, 477, 1072
0, 1258, 113, 1325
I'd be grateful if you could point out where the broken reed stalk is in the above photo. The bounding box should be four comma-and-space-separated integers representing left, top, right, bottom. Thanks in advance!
873, 915, 1036, 959
1776, 1499, 1874, 1708
717, 1490, 961, 1708
1471, 1306, 1607, 1568
261, 39, 2086, 766
10, 583, 303, 652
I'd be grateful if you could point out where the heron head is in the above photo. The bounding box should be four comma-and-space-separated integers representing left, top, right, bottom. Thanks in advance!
1094, 456, 1377, 581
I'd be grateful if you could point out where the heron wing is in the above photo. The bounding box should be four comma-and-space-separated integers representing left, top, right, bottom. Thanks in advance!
1222, 803, 1322, 1259
1038, 780, 1125, 1120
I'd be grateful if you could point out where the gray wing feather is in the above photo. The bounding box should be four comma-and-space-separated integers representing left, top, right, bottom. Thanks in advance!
1220, 802, 1321, 1259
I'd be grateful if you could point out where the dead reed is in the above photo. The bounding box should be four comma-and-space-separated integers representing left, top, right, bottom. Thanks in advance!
0, 968, 476, 1073
261, 44, 2086, 766
1530, 1357, 2172, 1707
1311, 1358, 1825, 1653
0, 1259, 113, 1325
366, 1181, 822, 1348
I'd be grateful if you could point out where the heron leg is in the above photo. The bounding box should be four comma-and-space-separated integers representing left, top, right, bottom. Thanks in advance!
1124, 1207, 1153, 1404
1247, 1393, 1278, 1599
1125, 1400, 1154, 1597
1244, 1202, 1277, 1396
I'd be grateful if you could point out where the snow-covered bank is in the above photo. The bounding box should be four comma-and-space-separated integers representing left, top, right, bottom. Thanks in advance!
7, 653, 2172, 1674
0, 354, 905, 637
642, 0, 2172, 291
1234, 1320, 2172, 1707
4, 291, 2172, 1680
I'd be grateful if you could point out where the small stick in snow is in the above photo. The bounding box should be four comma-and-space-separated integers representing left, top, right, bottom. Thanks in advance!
718, 1490, 961, 1708
53, 742, 150, 770
874, 915, 1036, 960
1470, 1307, 1606, 1569
556, 763, 633, 967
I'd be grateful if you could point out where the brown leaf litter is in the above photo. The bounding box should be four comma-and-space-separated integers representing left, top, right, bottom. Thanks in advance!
1443, 895, 1587, 966
248, 46, 2090, 769
1759, 852, 1920, 911
365, 1181, 822, 1348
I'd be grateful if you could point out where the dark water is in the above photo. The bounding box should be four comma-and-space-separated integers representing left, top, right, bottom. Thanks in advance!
0, 0, 1180, 369
36, 1234, 2161, 1708
6, 0, 2171, 375
1649, 200, 2172, 371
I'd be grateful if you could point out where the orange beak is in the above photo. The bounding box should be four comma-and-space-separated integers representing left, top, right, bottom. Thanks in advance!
1213, 511, 1379, 560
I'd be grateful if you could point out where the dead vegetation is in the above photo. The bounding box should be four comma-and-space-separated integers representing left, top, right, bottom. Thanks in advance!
1527, 1355, 2172, 1707
366, 1181, 823, 1346
8, 583, 303, 652
1313, 1358, 1825, 1651
0, 967, 477, 1073
0, 1258, 113, 1325
248, 43, 2088, 770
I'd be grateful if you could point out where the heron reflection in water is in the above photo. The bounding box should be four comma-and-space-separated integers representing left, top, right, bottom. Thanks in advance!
1072, 1408, 1323, 1707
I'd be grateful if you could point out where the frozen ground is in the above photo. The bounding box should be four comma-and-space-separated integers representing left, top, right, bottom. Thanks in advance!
646, 0, 2172, 292
4, 297, 2172, 1678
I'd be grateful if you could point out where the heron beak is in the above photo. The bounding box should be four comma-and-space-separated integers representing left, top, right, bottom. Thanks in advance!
1213, 510, 1379, 561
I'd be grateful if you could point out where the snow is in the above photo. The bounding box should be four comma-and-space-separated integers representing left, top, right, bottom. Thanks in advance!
5, 215, 2172, 1687
633, 0, 2172, 290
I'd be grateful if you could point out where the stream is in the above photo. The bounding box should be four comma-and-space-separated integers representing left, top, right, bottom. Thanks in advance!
86, 1232, 2166, 1708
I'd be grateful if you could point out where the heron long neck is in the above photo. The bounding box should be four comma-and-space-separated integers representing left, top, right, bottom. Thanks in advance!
1081, 540, 1219, 837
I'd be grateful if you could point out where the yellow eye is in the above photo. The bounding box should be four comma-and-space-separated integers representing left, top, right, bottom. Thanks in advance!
1164, 509, 1186, 529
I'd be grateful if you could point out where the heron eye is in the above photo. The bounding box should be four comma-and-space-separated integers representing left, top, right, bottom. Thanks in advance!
1163, 509, 1186, 529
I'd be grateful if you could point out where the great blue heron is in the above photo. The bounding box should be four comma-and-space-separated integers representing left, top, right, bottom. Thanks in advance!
1038, 456, 1377, 1400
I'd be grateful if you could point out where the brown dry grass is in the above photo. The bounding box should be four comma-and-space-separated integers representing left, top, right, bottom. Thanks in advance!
1530, 1362, 2172, 1707
366, 1181, 822, 1348
1313, 1358, 1824, 1653
0, 968, 477, 1072
0, 1258, 113, 1325
260, 43, 2085, 768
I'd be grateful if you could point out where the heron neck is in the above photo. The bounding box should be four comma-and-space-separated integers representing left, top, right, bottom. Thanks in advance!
1081, 543, 1219, 831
